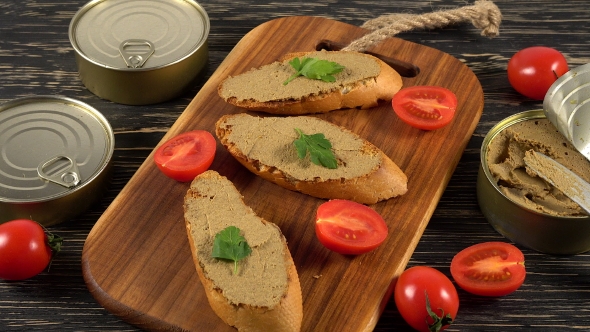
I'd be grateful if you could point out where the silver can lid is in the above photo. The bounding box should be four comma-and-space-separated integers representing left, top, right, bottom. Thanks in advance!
544, 63, 590, 161
69, 0, 209, 70
0, 96, 114, 202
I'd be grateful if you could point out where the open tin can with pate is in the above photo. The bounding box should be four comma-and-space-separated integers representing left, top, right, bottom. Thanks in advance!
478, 64, 590, 255
0, 96, 114, 226
477, 110, 590, 255
69, 0, 210, 105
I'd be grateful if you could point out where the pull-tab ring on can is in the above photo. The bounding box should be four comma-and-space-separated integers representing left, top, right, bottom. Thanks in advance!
37, 155, 81, 189
119, 39, 155, 68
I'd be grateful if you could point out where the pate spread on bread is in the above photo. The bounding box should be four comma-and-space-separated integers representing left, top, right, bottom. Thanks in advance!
218, 50, 403, 114
184, 170, 303, 332
215, 113, 408, 204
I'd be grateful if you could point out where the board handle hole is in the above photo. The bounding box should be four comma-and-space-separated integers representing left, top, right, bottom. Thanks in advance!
315, 39, 420, 78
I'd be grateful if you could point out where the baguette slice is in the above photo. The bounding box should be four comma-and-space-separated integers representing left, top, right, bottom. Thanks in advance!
218, 50, 403, 115
215, 113, 408, 204
184, 170, 303, 332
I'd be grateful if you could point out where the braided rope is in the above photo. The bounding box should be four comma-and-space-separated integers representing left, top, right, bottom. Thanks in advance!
342, 0, 502, 52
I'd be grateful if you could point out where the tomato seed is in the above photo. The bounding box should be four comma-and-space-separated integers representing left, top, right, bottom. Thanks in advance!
402, 102, 442, 120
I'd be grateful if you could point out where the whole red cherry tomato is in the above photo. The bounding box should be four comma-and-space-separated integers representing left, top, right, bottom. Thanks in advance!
395, 266, 459, 332
0, 219, 63, 280
507, 46, 569, 100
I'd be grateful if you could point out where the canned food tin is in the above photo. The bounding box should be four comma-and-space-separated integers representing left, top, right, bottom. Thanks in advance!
0, 96, 114, 226
69, 0, 210, 105
477, 110, 590, 254
544, 63, 590, 160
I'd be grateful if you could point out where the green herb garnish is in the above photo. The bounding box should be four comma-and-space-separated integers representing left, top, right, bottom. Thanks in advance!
212, 226, 252, 275
293, 128, 338, 169
283, 57, 345, 85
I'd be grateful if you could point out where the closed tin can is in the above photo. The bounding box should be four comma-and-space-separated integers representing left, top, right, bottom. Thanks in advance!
0, 96, 114, 226
544, 63, 590, 161
69, 0, 209, 105
477, 110, 590, 255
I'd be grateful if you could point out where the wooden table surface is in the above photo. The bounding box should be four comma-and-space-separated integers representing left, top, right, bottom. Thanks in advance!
2, 0, 590, 331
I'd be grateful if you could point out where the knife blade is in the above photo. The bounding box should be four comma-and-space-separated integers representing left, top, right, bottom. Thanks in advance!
523, 150, 590, 215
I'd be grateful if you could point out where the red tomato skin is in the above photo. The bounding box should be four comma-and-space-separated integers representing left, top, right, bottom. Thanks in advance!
395, 266, 459, 332
315, 199, 388, 255
507, 46, 569, 100
392, 86, 457, 131
450, 242, 526, 297
0, 219, 52, 280
154, 130, 216, 182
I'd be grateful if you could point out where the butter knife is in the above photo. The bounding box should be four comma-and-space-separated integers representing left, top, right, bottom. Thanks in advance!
523, 150, 590, 215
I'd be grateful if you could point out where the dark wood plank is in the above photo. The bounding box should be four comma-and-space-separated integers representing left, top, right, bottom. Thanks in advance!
2, 0, 590, 331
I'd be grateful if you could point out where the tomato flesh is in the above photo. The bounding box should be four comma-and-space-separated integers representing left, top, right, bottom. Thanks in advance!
315, 199, 388, 255
0, 219, 54, 280
450, 242, 526, 297
395, 266, 459, 332
392, 86, 457, 130
507, 46, 569, 100
154, 130, 216, 182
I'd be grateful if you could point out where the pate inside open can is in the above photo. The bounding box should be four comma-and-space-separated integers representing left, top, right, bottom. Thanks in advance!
0, 96, 114, 226
477, 110, 590, 255
69, 0, 210, 105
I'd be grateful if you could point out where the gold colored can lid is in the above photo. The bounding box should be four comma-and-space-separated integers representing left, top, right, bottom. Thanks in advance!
69, 0, 209, 70
0, 96, 114, 203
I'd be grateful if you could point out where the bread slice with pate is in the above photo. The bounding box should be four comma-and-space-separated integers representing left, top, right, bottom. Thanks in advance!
215, 113, 408, 204
184, 170, 303, 332
218, 50, 403, 115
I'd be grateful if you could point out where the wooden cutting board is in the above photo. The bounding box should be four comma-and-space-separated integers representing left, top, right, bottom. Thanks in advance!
82, 16, 483, 331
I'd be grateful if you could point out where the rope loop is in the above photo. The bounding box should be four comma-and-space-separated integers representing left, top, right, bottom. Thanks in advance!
343, 0, 502, 52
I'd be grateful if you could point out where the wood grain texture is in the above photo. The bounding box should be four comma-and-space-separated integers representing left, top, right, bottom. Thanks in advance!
81, 15, 482, 331
2, 0, 590, 331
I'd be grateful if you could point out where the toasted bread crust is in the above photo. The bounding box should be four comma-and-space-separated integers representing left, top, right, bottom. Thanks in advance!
215, 114, 408, 204
218, 51, 403, 115
184, 171, 303, 332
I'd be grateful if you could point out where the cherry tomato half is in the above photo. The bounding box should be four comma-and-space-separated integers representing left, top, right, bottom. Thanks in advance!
395, 266, 459, 332
154, 130, 217, 182
507, 46, 569, 100
315, 199, 388, 255
392, 86, 457, 131
0, 219, 62, 280
450, 242, 526, 297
